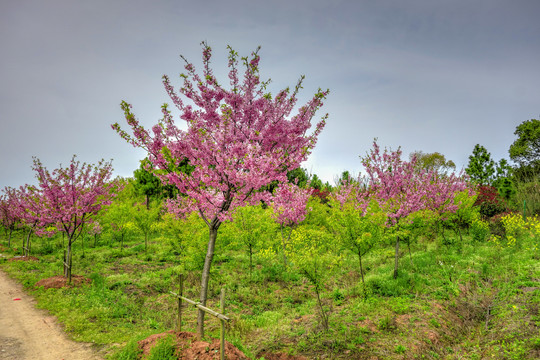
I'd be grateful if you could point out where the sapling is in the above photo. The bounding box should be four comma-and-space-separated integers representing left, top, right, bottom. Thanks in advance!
232, 204, 273, 276
132, 201, 160, 252
287, 226, 338, 331
329, 189, 385, 288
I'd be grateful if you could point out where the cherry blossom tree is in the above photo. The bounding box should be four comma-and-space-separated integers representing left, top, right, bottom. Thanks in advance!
32, 156, 117, 283
362, 141, 467, 278
112, 42, 328, 337
9, 185, 48, 256
0, 187, 21, 247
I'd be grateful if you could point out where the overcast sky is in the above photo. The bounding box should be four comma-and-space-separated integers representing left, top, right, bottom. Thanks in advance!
1, 0, 539, 188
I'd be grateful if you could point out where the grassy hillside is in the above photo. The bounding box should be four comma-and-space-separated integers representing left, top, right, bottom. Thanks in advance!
1, 213, 539, 359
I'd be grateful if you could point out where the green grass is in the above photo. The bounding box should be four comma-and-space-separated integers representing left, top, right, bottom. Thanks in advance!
1, 226, 539, 359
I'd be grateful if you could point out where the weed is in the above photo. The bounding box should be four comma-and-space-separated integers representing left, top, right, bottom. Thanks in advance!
147, 334, 177, 360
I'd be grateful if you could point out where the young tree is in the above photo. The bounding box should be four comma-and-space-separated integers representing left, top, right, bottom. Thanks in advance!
448, 189, 478, 244
287, 226, 336, 331
112, 42, 329, 337
465, 144, 496, 185
104, 200, 135, 250
32, 156, 117, 283
329, 186, 385, 288
132, 201, 161, 252
133, 159, 163, 210
13, 185, 46, 256
232, 204, 273, 276
0, 187, 22, 247
87, 221, 102, 247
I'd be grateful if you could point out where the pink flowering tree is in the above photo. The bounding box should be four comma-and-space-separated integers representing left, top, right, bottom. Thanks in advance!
10, 185, 50, 256
0, 187, 22, 248
423, 171, 469, 244
32, 156, 117, 283
270, 182, 312, 268
112, 42, 328, 337
87, 221, 102, 247
362, 141, 466, 279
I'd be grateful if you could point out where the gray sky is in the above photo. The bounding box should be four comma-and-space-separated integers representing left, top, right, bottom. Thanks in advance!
1, 0, 539, 187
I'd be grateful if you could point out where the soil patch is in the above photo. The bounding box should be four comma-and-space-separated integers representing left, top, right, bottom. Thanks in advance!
256, 351, 308, 360
35, 275, 91, 289
8, 256, 39, 262
138, 331, 248, 360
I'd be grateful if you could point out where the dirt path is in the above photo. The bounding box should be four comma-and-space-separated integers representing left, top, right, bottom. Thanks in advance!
0, 270, 102, 360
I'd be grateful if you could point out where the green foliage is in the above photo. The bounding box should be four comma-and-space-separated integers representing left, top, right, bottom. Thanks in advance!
465, 144, 495, 185
287, 226, 339, 330
409, 150, 456, 174
328, 198, 386, 286
133, 159, 165, 205
470, 219, 490, 242
287, 226, 337, 293
512, 179, 540, 217
152, 212, 207, 271
286, 168, 310, 188
231, 205, 275, 274
493, 159, 515, 201
509, 118, 540, 168
449, 190, 479, 241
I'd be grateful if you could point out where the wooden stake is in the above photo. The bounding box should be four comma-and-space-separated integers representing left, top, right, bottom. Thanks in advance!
220, 288, 225, 360
178, 273, 184, 332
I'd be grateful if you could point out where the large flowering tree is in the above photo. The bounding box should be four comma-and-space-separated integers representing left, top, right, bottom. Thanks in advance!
32, 156, 117, 283
112, 42, 328, 337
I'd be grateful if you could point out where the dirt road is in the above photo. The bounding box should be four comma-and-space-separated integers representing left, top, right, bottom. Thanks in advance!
0, 270, 102, 360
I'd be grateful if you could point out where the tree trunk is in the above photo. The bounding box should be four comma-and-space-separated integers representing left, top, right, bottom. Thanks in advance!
249, 244, 253, 277
24, 229, 32, 257
457, 226, 463, 251
393, 236, 400, 279
357, 251, 365, 286
280, 224, 289, 268
145, 232, 148, 253
440, 222, 447, 244
21, 229, 26, 256
197, 226, 219, 340
407, 240, 413, 267
315, 287, 328, 331
65, 240, 73, 283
